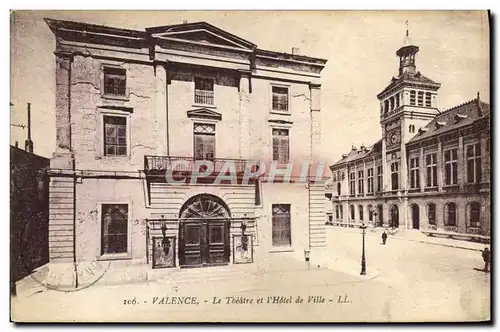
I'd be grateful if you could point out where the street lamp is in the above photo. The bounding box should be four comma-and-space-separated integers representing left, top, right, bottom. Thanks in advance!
360, 223, 367, 275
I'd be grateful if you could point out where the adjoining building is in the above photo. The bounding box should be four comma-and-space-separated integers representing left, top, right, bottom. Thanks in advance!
42, 18, 327, 286
329, 29, 490, 237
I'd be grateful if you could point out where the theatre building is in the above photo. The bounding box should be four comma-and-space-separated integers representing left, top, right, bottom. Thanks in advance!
43, 18, 327, 285
329, 31, 490, 237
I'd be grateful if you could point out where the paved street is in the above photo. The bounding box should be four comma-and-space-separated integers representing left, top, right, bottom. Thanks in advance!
11, 228, 490, 322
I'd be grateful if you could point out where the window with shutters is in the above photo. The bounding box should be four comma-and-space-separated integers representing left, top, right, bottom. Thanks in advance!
417, 91, 424, 106
271, 86, 289, 112
272, 128, 289, 163
194, 123, 216, 160
104, 116, 127, 156
194, 77, 214, 105
101, 204, 128, 255
425, 92, 432, 107
272, 204, 291, 247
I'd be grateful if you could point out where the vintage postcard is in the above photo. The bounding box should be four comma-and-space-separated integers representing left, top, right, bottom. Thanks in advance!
10, 10, 491, 323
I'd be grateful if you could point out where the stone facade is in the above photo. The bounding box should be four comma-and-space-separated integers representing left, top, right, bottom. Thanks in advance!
328, 32, 491, 238
44, 18, 327, 280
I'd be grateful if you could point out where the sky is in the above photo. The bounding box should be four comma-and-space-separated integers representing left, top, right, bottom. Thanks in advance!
10, 10, 490, 163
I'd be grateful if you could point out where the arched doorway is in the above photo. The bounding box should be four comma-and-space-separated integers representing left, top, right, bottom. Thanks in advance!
390, 205, 399, 229
178, 194, 231, 267
411, 204, 420, 229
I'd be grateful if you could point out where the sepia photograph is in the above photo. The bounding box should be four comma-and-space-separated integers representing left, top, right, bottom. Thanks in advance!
9, 9, 491, 323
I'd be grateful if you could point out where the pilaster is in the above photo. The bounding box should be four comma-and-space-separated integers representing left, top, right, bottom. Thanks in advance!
154, 63, 168, 155
437, 140, 443, 191
419, 146, 425, 193
54, 52, 74, 156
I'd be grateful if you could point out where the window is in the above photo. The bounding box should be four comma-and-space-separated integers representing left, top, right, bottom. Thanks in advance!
339, 205, 343, 220
337, 182, 341, 196
357, 170, 364, 195
444, 149, 458, 185
358, 205, 364, 221
272, 129, 289, 163
384, 100, 389, 114
333, 173, 337, 182
409, 157, 420, 189
194, 123, 216, 160
349, 172, 356, 195
272, 86, 289, 112
194, 77, 214, 105
390, 97, 394, 110
367, 168, 374, 193
101, 204, 128, 255
335, 205, 340, 220
467, 202, 481, 228
409, 124, 415, 133
272, 204, 291, 247
410, 90, 416, 105
427, 203, 436, 225
425, 153, 437, 187
425, 92, 432, 107
104, 116, 127, 156
349, 205, 355, 221
466, 143, 481, 183
377, 165, 383, 192
395, 93, 400, 108
368, 205, 373, 221
417, 91, 424, 106
390, 162, 399, 190
444, 202, 457, 226
103, 67, 127, 97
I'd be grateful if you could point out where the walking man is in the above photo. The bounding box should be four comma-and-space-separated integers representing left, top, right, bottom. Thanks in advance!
381, 230, 388, 245
482, 247, 491, 272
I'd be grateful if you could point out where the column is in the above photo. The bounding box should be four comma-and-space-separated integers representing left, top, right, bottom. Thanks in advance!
437, 139, 443, 191
239, 71, 251, 160
154, 63, 168, 155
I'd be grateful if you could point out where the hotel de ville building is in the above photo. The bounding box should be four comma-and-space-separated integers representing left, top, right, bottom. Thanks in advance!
328, 30, 491, 238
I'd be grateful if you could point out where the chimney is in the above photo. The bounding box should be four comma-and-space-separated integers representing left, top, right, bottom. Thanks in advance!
15, 141, 18, 148
24, 102, 34, 153
292, 47, 300, 55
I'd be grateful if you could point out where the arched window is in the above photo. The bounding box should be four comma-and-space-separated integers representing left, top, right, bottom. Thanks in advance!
444, 203, 457, 226
467, 202, 481, 228
337, 182, 341, 196
358, 205, 364, 221
349, 205, 355, 221
390, 96, 395, 110
384, 100, 389, 114
409, 124, 415, 133
368, 205, 373, 221
427, 203, 436, 225
335, 205, 340, 220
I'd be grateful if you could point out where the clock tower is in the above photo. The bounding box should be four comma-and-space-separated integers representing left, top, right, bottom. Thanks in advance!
376, 22, 441, 227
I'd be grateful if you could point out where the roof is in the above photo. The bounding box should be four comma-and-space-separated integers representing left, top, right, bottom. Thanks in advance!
408, 98, 490, 144
377, 71, 441, 99
331, 139, 382, 168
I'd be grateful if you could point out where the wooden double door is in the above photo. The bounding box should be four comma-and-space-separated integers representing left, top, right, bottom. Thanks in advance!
179, 219, 230, 267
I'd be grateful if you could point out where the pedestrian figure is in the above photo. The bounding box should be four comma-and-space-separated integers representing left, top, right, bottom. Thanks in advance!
482, 247, 491, 272
381, 231, 388, 245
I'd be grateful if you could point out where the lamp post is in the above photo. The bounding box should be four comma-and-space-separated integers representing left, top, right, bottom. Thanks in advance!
360, 223, 367, 275
304, 249, 311, 270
